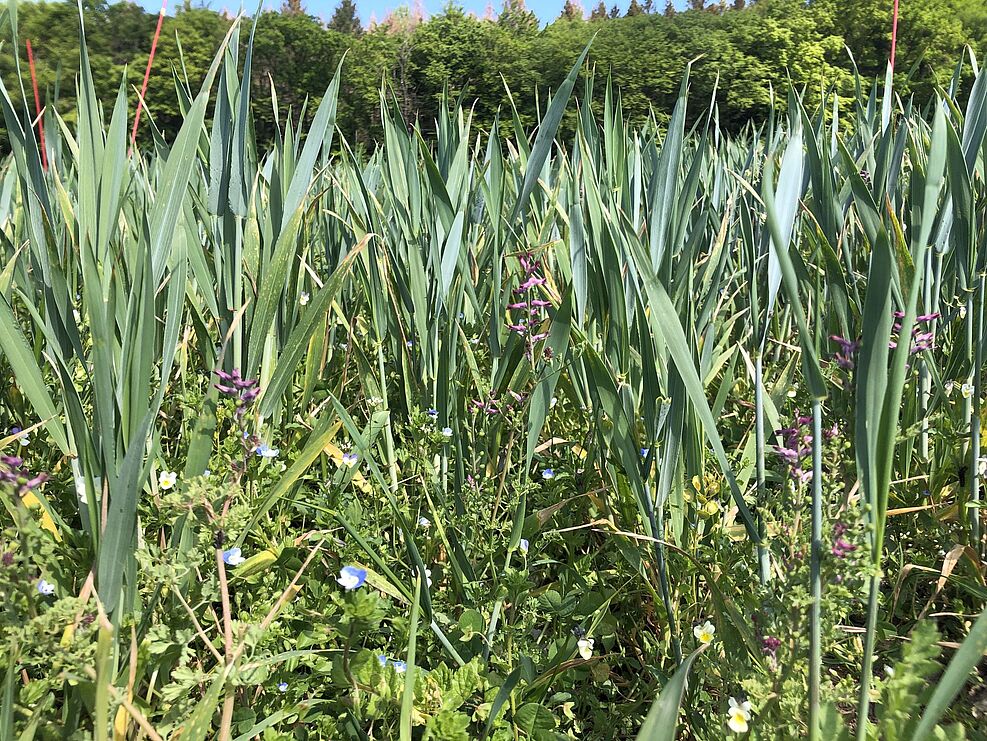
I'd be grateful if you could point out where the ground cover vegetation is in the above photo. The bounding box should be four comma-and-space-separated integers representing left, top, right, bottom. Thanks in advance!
1, 0, 987, 739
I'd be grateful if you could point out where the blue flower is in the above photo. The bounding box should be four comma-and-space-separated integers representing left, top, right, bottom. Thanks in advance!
277, 681, 289, 692
441, 427, 453, 438
341, 452, 359, 468
377, 654, 389, 667
640, 448, 649, 457
541, 468, 555, 480
337, 565, 367, 590
37, 579, 55, 596
391, 660, 407, 673
519, 538, 529, 553
223, 547, 246, 566
426, 409, 438, 419
255, 443, 279, 458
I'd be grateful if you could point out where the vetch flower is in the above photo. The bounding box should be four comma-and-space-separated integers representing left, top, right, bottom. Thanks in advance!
37, 578, 55, 596
541, 468, 555, 480
158, 470, 178, 490
277, 681, 289, 692
9, 427, 29, 447
341, 452, 359, 468
727, 697, 752, 734
223, 547, 246, 566
299, 291, 310, 306
694, 620, 716, 645
441, 427, 453, 438
577, 637, 594, 660
337, 565, 367, 590
255, 443, 279, 459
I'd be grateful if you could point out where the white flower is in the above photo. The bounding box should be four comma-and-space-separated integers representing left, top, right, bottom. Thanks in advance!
441, 427, 453, 438
519, 538, 529, 553
727, 697, 752, 734
418, 516, 431, 529
341, 452, 359, 468
368, 396, 383, 407
577, 637, 594, 660
75, 476, 89, 505
693, 620, 715, 645
37, 579, 55, 596
158, 470, 178, 490
884, 665, 895, 677
961, 382, 974, 399
299, 291, 310, 306
550, 396, 558, 408
979, 457, 987, 477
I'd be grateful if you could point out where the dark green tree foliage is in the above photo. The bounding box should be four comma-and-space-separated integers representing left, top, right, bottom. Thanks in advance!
329, 0, 363, 36
0, 0, 983, 150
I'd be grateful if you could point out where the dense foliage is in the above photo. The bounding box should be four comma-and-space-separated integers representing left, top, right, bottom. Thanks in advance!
1, 2, 987, 740
1, 0, 987, 149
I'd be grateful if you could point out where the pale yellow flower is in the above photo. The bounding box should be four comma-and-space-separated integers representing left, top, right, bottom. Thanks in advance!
577, 638, 594, 660
694, 620, 715, 645
158, 470, 178, 490
727, 697, 752, 734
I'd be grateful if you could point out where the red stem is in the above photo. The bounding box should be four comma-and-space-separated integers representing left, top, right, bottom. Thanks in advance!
130, 0, 167, 154
890, 0, 899, 73
25, 39, 47, 171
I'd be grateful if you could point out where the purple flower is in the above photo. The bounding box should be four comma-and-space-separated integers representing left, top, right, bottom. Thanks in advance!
832, 538, 857, 558
762, 636, 781, 656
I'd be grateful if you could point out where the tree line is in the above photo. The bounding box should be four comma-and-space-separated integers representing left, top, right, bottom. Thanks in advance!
1, 0, 985, 150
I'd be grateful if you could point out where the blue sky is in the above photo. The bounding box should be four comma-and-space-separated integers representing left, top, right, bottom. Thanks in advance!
134, 0, 687, 26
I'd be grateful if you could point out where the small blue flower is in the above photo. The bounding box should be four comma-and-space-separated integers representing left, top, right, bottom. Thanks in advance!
337, 565, 367, 590
377, 654, 389, 667
640, 448, 649, 457
341, 452, 359, 468
255, 443, 279, 458
391, 660, 407, 673
406, 340, 414, 348
223, 547, 246, 566
37, 579, 55, 596
426, 408, 438, 419
277, 681, 289, 692
441, 427, 453, 438
519, 538, 529, 553
541, 468, 555, 480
